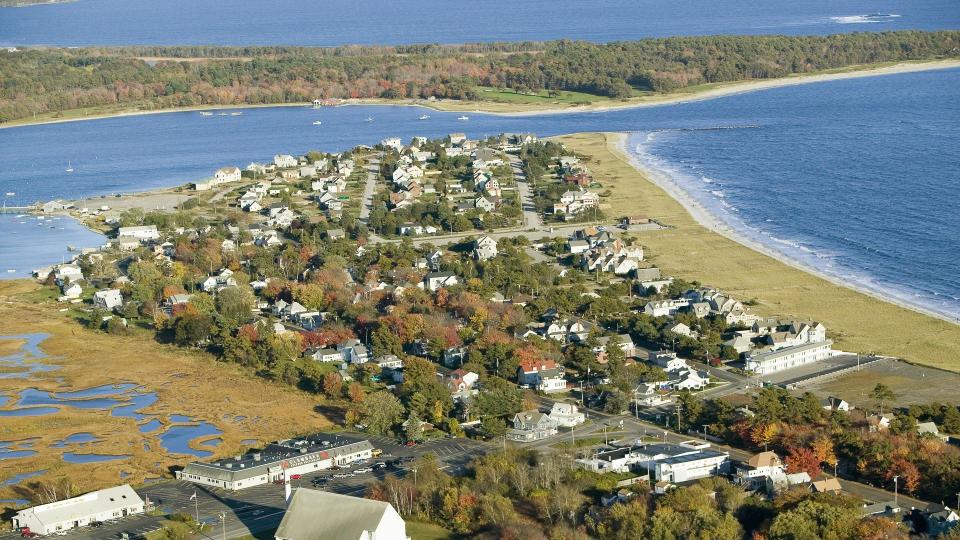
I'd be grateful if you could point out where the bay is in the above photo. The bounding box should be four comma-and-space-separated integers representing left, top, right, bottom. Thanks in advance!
1, 0, 958, 47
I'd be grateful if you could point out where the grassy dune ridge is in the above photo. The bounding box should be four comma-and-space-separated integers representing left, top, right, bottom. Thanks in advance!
556, 132, 960, 371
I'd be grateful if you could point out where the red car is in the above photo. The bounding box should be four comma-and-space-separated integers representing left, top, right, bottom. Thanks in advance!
405, 441, 417, 447
289, 474, 302, 480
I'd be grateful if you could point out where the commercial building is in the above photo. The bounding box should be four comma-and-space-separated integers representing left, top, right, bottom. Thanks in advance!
12, 485, 144, 535
275, 489, 406, 540
744, 339, 834, 375
576, 442, 729, 483
176, 435, 373, 491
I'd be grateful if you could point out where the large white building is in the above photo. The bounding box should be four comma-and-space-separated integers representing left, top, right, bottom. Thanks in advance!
745, 339, 834, 375
577, 442, 729, 482
116, 225, 160, 242
12, 485, 144, 535
176, 435, 373, 491
275, 489, 406, 540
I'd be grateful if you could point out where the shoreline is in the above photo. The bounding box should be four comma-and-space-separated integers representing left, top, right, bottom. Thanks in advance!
609, 132, 959, 327
3, 59, 959, 130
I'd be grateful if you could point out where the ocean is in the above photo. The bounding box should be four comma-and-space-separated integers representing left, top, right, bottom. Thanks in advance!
0, 69, 958, 320
1, 0, 958, 47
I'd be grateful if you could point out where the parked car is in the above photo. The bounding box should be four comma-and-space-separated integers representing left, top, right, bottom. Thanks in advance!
333, 473, 349, 479
90, 522, 103, 528
374, 462, 387, 469
289, 474, 302, 480
354, 467, 372, 474
405, 441, 417, 447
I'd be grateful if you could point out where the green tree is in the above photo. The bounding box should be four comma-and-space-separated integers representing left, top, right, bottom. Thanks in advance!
870, 383, 895, 415
404, 411, 424, 442
361, 391, 404, 435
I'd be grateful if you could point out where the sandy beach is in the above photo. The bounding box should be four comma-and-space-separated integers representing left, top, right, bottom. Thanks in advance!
610, 132, 958, 326
3, 59, 959, 130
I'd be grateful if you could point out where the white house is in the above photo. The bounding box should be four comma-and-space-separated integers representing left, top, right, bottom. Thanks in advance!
643, 299, 690, 317
548, 402, 585, 427
473, 236, 498, 261
274, 154, 297, 168
59, 282, 83, 301
116, 225, 160, 242
12, 485, 145, 535
93, 289, 123, 311
215, 166, 242, 183
275, 489, 407, 540
736, 451, 785, 490
745, 339, 834, 376
422, 271, 459, 291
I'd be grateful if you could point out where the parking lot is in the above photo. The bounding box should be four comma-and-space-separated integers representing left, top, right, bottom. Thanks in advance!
2, 435, 491, 540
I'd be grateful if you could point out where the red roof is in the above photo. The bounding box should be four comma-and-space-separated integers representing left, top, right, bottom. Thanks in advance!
518, 358, 558, 373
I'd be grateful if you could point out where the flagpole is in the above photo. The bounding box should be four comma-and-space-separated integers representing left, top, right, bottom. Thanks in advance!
192, 490, 199, 524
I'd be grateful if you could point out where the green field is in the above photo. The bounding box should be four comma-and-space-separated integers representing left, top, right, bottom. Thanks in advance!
406, 521, 458, 540
476, 86, 615, 105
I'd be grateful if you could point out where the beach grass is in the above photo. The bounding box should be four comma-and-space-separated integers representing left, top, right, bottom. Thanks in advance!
556, 132, 960, 372
0, 280, 335, 503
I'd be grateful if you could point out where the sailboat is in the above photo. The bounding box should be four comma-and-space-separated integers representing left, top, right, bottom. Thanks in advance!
312, 120, 323, 125
65, 161, 74, 173
365, 116, 374, 122
418, 114, 430, 120
200, 111, 213, 117
457, 115, 469, 121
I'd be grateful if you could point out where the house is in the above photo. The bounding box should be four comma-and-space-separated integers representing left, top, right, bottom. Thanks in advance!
473, 236, 498, 261
446, 369, 479, 393
422, 271, 459, 292
517, 358, 566, 393
736, 451, 784, 490
58, 282, 83, 301
475, 196, 495, 212
568, 239, 590, 254
339, 339, 370, 365
672, 369, 710, 391
633, 443, 730, 482
553, 189, 599, 218
93, 289, 123, 311
548, 402, 585, 427
643, 299, 690, 317
442, 346, 467, 368
810, 478, 842, 495
821, 396, 852, 412
327, 228, 346, 240
668, 323, 696, 339
633, 382, 671, 407
275, 487, 407, 539
917, 421, 949, 442
867, 413, 893, 432
201, 269, 238, 293
215, 166, 242, 184
116, 225, 160, 242
375, 355, 404, 370
274, 154, 297, 168
924, 506, 960, 536
648, 351, 687, 372
12, 485, 144, 536
447, 133, 467, 146
506, 410, 558, 442
307, 348, 342, 363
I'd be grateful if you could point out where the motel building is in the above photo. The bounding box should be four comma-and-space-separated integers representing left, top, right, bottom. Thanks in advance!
744, 340, 834, 376
12, 485, 145, 535
176, 435, 373, 491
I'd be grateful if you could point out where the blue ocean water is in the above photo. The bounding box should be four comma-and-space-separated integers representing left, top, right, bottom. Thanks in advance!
0, 69, 958, 319
1, 0, 957, 47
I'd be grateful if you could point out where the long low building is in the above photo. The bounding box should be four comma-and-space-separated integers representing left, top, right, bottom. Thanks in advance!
176, 435, 373, 491
577, 441, 730, 483
745, 340, 834, 376
12, 485, 144, 535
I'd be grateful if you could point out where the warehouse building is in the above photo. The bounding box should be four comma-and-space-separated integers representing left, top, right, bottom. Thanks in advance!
12, 485, 144, 535
176, 435, 373, 491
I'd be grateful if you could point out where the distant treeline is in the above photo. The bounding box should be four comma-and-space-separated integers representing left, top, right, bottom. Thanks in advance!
2, 31, 959, 123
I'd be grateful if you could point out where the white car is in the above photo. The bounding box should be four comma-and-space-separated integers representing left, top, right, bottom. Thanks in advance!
354, 467, 372, 474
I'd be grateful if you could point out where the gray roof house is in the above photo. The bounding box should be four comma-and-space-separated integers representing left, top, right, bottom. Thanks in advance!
275, 489, 407, 540
506, 410, 558, 442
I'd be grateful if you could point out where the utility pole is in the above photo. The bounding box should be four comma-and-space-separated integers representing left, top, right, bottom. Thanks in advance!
675, 403, 682, 433
702, 424, 709, 442
893, 475, 900, 506
218, 512, 226, 540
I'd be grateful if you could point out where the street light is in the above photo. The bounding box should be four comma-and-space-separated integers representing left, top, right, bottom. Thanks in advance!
892, 475, 900, 506
218, 512, 226, 540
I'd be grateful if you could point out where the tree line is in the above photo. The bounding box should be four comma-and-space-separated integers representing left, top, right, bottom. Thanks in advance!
2, 31, 959, 122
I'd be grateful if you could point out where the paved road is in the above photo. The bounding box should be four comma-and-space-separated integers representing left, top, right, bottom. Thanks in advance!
508, 154, 541, 229
358, 156, 381, 222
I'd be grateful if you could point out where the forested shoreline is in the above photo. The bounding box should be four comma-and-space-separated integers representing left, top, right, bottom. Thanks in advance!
2, 31, 959, 123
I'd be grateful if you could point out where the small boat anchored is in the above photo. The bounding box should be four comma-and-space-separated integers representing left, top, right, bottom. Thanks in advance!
230, 112, 243, 116
312, 120, 323, 125
457, 115, 469, 121
365, 116, 374, 122
65, 161, 74, 173
200, 112, 213, 117
418, 114, 430, 120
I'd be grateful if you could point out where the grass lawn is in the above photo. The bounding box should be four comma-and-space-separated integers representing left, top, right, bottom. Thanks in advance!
476, 86, 610, 105
554, 133, 960, 372
406, 521, 459, 540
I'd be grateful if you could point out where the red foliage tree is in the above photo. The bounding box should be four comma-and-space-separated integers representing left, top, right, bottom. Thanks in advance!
785, 445, 822, 478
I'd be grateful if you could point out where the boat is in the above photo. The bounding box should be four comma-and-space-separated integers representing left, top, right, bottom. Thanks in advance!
218, 112, 229, 116
457, 116, 469, 121
6, 270, 15, 274
230, 112, 243, 116
365, 117, 374, 122
419, 114, 430, 120
200, 112, 213, 117
312, 121, 323, 125
65, 161, 74, 173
